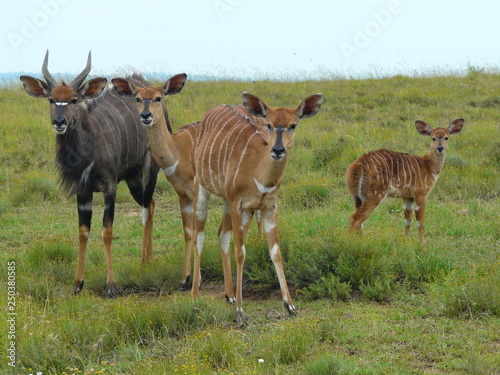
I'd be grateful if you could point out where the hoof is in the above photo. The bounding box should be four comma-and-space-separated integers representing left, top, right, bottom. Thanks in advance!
285, 302, 297, 317
177, 284, 189, 292
225, 295, 236, 305
107, 283, 117, 299
73, 280, 84, 295
235, 307, 244, 324
177, 276, 191, 291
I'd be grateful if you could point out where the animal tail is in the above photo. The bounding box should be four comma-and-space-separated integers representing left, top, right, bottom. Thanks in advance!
354, 164, 365, 208
354, 195, 362, 208
346, 159, 365, 208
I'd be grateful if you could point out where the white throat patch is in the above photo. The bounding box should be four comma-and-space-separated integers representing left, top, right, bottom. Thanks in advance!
254, 179, 276, 194
162, 160, 179, 176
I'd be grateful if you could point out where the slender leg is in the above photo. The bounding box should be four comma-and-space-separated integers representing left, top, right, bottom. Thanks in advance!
261, 206, 296, 317
126, 170, 156, 264
178, 196, 194, 291
219, 200, 234, 303
141, 198, 155, 264
403, 198, 414, 237
254, 210, 264, 235
103, 191, 117, 298
191, 183, 210, 298
74, 193, 93, 294
140, 152, 159, 263
230, 203, 254, 323
414, 197, 426, 245
349, 194, 384, 232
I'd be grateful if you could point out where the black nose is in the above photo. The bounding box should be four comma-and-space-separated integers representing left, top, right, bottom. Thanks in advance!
53, 117, 66, 126
141, 111, 151, 120
437, 146, 444, 153
272, 146, 285, 157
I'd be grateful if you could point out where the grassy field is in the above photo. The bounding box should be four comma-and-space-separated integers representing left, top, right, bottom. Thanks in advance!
0, 71, 499, 374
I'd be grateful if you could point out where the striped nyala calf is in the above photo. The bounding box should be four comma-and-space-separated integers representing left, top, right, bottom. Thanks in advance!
345, 119, 464, 244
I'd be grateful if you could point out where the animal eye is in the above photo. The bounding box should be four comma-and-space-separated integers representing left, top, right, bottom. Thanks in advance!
290, 124, 297, 130
266, 124, 273, 131
71, 99, 78, 104
48, 99, 55, 104
136, 98, 141, 103
432, 138, 436, 141
444, 137, 449, 140
155, 97, 162, 102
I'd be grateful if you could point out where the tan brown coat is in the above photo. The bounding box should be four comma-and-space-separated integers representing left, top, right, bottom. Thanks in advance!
346, 119, 464, 244
191, 92, 323, 321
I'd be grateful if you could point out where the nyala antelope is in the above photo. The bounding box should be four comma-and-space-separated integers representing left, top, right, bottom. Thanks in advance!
20, 51, 160, 298
112, 75, 264, 290
346, 118, 464, 244
191, 92, 324, 321
112, 73, 198, 290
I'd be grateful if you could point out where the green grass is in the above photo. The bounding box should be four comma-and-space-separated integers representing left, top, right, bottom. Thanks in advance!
1, 71, 499, 374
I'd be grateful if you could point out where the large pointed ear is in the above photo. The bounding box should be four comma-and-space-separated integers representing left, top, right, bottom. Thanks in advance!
162, 73, 187, 96
242, 92, 269, 118
297, 93, 323, 119
449, 118, 464, 135
78, 77, 107, 100
415, 120, 432, 136
112, 77, 138, 97
20, 75, 51, 98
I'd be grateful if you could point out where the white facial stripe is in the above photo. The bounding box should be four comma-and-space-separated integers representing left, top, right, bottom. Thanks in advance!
55, 102, 69, 106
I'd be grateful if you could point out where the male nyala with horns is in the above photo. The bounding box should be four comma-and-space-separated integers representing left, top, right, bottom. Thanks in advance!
20, 51, 161, 297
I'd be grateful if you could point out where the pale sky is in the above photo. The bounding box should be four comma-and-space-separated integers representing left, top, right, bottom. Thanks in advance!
1, 0, 499, 79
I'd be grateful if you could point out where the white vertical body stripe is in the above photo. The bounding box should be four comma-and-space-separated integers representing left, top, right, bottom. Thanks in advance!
355, 150, 444, 199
